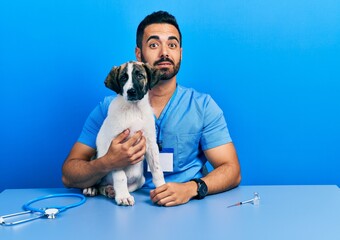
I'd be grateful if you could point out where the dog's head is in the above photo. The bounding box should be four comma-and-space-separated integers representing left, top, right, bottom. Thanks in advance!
104, 61, 160, 101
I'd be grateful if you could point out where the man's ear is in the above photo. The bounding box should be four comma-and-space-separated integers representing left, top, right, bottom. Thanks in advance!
143, 63, 160, 89
104, 66, 122, 94
135, 47, 142, 62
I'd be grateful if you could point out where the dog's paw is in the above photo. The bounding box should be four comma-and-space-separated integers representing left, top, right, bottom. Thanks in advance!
115, 194, 135, 206
98, 185, 115, 198
83, 187, 98, 196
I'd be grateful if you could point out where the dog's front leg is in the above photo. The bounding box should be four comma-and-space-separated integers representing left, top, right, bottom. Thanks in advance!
112, 170, 135, 206
145, 141, 166, 187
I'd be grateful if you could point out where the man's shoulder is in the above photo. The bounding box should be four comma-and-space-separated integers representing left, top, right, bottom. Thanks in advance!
177, 85, 211, 100
176, 85, 224, 118
102, 95, 116, 104
100, 95, 116, 109
177, 85, 212, 106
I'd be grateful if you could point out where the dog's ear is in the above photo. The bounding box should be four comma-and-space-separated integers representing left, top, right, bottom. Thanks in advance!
104, 66, 122, 94
143, 63, 160, 90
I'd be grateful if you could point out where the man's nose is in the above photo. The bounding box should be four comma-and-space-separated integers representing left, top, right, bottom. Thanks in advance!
160, 44, 169, 58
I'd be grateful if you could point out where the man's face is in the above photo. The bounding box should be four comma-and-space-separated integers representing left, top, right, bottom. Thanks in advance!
136, 23, 182, 81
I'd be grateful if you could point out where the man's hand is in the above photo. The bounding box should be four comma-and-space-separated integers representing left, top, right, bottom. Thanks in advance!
150, 181, 198, 207
103, 129, 146, 170
62, 129, 147, 189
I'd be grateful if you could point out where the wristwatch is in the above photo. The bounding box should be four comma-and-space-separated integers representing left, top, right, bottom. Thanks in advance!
190, 178, 208, 199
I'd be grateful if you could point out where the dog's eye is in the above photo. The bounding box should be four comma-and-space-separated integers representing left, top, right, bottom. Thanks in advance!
137, 73, 144, 79
120, 74, 128, 82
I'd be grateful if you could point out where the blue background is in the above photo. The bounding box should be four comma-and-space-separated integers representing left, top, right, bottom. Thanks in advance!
1, 0, 339, 192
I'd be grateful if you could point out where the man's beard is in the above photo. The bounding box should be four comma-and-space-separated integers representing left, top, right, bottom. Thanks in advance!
141, 54, 181, 80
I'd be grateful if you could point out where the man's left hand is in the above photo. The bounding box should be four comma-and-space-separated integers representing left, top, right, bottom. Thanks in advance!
150, 181, 197, 207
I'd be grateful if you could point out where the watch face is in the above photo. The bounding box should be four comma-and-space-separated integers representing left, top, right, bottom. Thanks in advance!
198, 182, 208, 197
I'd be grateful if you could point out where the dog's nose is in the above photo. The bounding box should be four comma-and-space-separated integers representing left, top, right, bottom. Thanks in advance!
127, 88, 137, 96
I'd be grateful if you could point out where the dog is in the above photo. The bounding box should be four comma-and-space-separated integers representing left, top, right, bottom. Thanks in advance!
83, 61, 165, 206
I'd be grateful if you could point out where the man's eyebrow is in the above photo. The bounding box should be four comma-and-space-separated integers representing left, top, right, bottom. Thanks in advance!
146, 35, 180, 43
146, 35, 160, 42
168, 36, 180, 43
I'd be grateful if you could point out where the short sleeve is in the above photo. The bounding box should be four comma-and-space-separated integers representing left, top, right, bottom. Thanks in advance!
77, 96, 114, 149
200, 96, 232, 151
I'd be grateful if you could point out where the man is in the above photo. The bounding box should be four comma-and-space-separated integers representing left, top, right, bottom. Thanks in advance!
62, 11, 241, 207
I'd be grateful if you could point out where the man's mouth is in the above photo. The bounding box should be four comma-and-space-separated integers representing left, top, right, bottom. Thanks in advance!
157, 62, 172, 67
154, 58, 174, 67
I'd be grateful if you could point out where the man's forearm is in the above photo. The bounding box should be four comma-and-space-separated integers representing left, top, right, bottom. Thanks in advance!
62, 158, 110, 189
202, 162, 241, 195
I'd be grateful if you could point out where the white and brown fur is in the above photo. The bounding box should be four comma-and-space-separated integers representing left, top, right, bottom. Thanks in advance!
83, 61, 165, 206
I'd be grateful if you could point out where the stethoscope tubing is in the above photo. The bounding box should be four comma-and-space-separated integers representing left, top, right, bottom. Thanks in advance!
23, 193, 86, 213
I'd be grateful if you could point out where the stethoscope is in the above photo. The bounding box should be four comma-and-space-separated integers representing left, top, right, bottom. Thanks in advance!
0, 193, 86, 226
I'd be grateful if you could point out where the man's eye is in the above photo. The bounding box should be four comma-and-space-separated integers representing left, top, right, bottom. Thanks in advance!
169, 43, 177, 49
149, 43, 159, 48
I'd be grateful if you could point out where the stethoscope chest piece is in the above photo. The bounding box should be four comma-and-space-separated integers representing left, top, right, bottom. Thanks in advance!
44, 208, 59, 219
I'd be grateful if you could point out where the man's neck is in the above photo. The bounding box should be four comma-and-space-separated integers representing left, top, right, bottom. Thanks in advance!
149, 78, 177, 118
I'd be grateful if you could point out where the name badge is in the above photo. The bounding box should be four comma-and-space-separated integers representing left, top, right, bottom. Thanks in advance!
148, 148, 174, 172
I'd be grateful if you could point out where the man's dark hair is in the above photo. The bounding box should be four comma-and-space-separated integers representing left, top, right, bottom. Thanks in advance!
136, 11, 182, 49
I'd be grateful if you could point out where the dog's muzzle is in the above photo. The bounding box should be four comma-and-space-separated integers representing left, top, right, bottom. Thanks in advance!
127, 88, 140, 101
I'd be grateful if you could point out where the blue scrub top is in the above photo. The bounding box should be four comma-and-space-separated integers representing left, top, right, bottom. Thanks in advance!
78, 85, 232, 188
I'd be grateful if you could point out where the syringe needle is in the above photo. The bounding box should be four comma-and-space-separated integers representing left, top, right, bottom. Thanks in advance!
227, 202, 241, 208
227, 197, 256, 207
227, 192, 260, 208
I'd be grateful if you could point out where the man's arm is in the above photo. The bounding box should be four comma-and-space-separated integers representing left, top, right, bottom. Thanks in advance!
150, 142, 241, 206
62, 129, 146, 189
200, 142, 241, 194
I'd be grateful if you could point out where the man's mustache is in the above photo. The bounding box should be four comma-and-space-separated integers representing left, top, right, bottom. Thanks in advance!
154, 57, 174, 66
